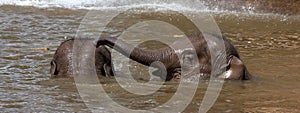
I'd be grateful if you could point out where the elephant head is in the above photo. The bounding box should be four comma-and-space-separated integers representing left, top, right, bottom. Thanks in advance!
95, 33, 252, 81
50, 38, 114, 78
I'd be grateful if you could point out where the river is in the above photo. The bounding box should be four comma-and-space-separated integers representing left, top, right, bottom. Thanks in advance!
0, 1, 299, 113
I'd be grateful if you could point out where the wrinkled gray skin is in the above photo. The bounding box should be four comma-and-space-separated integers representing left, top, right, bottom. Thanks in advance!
96, 33, 252, 81
50, 38, 113, 78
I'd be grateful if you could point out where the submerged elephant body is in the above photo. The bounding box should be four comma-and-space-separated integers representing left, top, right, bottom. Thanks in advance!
50, 38, 113, 78
96, 33, 251, 81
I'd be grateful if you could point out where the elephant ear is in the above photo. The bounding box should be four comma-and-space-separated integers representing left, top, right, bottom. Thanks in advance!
103, 63, 114, 77
50, 60, 58, 77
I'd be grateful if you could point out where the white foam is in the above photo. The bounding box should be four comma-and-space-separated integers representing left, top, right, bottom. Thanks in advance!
0, 0, 211, 12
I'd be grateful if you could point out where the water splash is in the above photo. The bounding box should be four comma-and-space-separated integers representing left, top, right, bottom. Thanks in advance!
0, 0, 203, 11
1, 0, 298, 15
0, 0, 246, 14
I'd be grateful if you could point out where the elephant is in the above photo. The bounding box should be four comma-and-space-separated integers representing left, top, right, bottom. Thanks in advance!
50, 38, 114, 78
95, 33, 252, 81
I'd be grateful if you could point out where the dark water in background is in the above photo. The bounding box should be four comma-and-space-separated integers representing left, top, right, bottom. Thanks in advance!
0, 2, 299, 113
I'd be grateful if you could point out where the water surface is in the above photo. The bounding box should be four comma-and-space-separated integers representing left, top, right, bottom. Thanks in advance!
0, 4, 299, 112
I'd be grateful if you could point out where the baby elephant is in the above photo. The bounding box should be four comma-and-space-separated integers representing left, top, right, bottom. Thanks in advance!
50, 38, 113, 78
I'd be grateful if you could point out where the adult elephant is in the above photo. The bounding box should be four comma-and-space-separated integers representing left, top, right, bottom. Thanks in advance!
95, 33, 252, 81
50, 38, 114, 78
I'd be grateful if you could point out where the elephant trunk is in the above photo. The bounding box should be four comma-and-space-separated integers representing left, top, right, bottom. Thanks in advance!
96, 37, 174, 67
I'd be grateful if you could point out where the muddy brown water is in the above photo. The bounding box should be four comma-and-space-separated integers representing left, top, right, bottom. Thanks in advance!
0, 5, 299, 112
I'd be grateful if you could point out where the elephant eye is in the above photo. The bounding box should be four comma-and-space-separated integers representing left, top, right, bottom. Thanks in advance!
226, 65, 230, 71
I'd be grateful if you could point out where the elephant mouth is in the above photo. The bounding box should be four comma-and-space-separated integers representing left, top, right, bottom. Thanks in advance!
224, 69, 233, 79
223, 56, 234, 78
